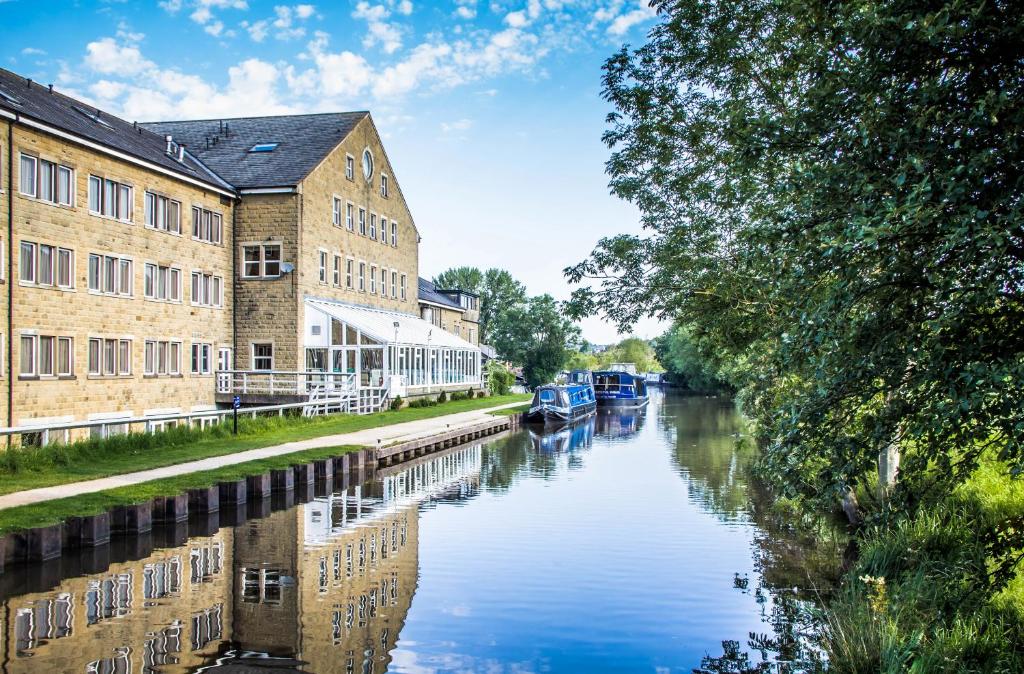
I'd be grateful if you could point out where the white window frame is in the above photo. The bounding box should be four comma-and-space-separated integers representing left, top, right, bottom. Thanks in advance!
144, 263, 182, 302
391, 270, 398, 299
358, 208, 366, 236
380, 173, 389, 198
332, 196, 343, 227
369, 264, 377, 295
358, 261, 366, 292
19, 153, 74, 206
345, 154, 355, 181
144, 191, 182, 235
240, 243, 282, 279
190, 271, 223, 308
251, 342, 274, 371
88, 174, 133, 222
346, 257, 354, 289
144, 339, 182, 376
369, 213, 377, 240
19, 241, 74, 290
191, 342, 213, 375
87, 337, 130, 378
318, 249, 328, 284
333, 254, 341, 287
391, 221, 397, 247
400, 273, 407, 301
88, 253, 133, 297
345, 202, 354, 231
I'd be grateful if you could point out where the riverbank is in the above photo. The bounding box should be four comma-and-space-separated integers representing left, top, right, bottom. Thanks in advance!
0, 395, 528, 535
0, 394, 529, 497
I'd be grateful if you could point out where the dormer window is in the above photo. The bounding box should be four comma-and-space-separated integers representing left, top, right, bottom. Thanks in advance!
249, 143, 278, 153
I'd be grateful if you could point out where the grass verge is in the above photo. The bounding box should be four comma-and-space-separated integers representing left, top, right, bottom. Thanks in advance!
0, 443, 364, 535
488, 404, 529, 416
0, 394, 530, 497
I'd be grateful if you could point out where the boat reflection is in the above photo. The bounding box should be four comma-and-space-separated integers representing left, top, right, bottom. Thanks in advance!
527, 416, 595, 454
0, 446, 482, 674
594, 406, 646, 440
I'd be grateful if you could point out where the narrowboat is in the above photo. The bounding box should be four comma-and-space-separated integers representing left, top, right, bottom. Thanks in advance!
567, 369, 596, 394
593, 366, 650, 408
525, 383, 597, 425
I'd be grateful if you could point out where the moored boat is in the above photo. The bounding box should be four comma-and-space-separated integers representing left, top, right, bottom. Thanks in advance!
593, 367, 650, 408
525, 383, 597, 424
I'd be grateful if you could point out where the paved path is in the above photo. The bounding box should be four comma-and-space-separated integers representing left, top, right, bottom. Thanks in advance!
0, 402, 525, 511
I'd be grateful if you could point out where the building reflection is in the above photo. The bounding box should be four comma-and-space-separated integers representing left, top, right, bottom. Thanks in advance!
0, 445, 483, 674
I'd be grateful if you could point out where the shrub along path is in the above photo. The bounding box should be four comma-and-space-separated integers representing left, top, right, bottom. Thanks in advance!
0, 395, 529, 511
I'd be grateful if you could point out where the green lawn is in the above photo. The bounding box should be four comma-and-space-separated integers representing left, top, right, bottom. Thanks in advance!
489, 403, 529, 416
0, 394, 529, 497
0, 442, 363, 534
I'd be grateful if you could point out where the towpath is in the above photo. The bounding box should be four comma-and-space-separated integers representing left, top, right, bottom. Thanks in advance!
0, 401, 525, 510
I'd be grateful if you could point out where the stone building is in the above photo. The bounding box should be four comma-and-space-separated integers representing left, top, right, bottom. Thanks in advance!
418, 277, 481, 346
0, 66, 481, 434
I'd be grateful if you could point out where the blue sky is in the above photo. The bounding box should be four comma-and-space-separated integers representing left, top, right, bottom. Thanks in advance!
1, 0, 663, 344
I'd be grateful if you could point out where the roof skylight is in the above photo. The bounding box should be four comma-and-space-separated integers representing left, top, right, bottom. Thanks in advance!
0, 89, 21, 106
72, 105, 114, 129
249, 143, 279, 153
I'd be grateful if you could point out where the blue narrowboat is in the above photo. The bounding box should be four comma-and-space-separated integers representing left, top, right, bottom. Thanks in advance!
525, 383, 597, 425
593, 367, 650, 408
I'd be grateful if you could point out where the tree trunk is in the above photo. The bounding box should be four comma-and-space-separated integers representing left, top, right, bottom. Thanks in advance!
842, 487, 862, 526
878, 437, 900, 496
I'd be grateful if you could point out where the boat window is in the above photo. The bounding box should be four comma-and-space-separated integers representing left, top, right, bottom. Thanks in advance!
539, 390, 556, 403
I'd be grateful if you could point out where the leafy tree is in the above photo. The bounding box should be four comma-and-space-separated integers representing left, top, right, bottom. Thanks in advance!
654, 324, 732, 392
486, 360, 515, 396
479, 268, 528, 344
433, 266, 483, 294
565, 0, 1024, 538
491, 294, 580, 387
598, 336, 660, 373
564, 348, 600, 371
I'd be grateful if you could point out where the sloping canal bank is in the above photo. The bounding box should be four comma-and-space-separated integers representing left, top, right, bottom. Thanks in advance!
0, 398, 528, 569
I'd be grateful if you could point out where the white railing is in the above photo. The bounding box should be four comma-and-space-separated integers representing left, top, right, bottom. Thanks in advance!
0, 400, 342, 447
216, 370, 358, 397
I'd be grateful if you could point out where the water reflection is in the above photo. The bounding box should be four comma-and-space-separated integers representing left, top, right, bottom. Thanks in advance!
0, 447, 482, 674
0, 394, 833, 673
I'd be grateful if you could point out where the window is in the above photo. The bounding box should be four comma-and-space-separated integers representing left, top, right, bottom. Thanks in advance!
20, 241, 74, 289
358, 262, 366, 292
362, 148, 374, 180
19, 334, 73, 377
144, 192, 182, 234
345, 154, 354, 181
218, 347, 232, 372
191, 207, 222, 244
252, 343, 273, 371
331, 196, 342, 227
333, 254, 341, 286
88, 254, 132, 296
345, 203, 354, 231
346, 259, 354, 289
191, 272, 223, 307
191, 343, 212, 375
241, 244, 281, 278
19, 154, 73, 206
318, 250, 328, 284
381, 267, 387, 298
144, 263, 181, 302
369, 214, 376, 240
391, 221, 397, 247
380, 174, 389, 198
88, 338, 130, 376
400, 274, 407, 301
369, 264, 377, 294
249, 143, 278, 152
88, 175, 133, 221
358, 208, 366, 236
380, 218, 388, 244
391, 270, 397, 299
144, 340, 181, 376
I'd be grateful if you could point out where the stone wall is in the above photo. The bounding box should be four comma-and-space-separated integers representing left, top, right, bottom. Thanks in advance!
7, 124, 234, 428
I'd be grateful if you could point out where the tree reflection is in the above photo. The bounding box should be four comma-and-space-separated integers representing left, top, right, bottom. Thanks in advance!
661, 396, 755, 520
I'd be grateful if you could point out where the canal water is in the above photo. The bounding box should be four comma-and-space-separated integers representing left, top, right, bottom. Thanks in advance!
0, 391, 830, 673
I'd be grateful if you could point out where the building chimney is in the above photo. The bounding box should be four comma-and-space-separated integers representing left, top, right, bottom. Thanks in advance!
25, 78, 32, 88
48, 84, 53, 94
165, 135, 174, 155
177, 143, 186, 162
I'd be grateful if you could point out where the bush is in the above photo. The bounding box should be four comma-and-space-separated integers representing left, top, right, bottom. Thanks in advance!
487, 361, 515, 396
477, 391, 486, 398
437, 390, 447, 404
390, 395, 403, 411
467, 387, 475, 398
408, 398, 438, 408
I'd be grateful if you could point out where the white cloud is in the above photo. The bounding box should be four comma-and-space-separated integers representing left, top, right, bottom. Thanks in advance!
455, 6, 475, 19
243, 19, 269, 41
21, 47, 46, 56
372, 42, 456, 97
397, 0, 413, 15
593, 0, 657, 36
353, 2, 403, 54
84, 37, 155, 76
504, 10, 527, 26
294, 4, 316, 19
441, 118, 472, 133
204, 20, 225, 36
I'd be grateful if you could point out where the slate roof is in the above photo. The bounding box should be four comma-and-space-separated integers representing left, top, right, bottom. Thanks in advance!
141, 112, 368, 190
0, 68, 230, 191
418, 277, 463, 310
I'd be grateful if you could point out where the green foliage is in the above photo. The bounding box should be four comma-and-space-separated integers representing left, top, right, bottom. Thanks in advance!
487, 361, 515, 396
433, 266, 483, 294
436, 390, 447, 404
408, 397, 439, 408
564, 348, 600, 371
490, 294, 580, 387
390, 395, 403, 411
566, 0, 1024, 516
596, 336, 660, 373
654, 324, 733, 392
